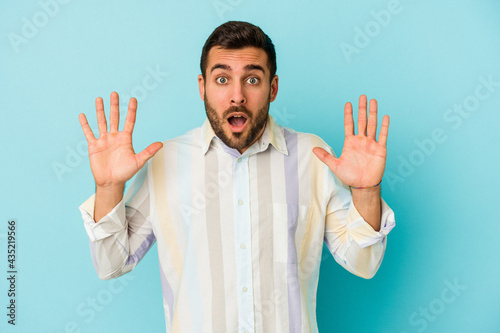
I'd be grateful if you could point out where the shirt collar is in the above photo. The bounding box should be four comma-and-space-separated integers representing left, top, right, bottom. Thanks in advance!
200, 114, 289, 156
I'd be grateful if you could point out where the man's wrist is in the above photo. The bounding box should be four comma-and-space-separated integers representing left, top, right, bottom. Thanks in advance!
351, 185, 382, 231
94, 183, 126, 223
349, 179, 382, 190
350, 185, 381, 195
96, 183, 126, 193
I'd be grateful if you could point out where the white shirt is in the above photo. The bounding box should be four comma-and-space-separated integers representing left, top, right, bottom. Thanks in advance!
79, 115, 395, 332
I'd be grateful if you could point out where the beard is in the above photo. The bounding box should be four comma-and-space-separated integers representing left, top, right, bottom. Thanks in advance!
204, 92, 270, 151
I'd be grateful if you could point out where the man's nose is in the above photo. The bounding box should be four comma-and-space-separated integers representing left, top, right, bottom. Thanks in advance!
230, 82, 246, 105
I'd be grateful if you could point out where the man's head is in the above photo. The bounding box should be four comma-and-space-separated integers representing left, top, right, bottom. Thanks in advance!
200, 21, 277, 83
198, 21, 278, 154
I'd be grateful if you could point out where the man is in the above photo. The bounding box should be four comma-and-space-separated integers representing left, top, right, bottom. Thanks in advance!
78, 21, 395, 332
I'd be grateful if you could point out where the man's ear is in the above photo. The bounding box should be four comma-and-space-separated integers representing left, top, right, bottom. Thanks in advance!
198, 74, 205, 101
270, 75, 279, 102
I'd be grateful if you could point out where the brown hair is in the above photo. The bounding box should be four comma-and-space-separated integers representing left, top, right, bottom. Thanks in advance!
200, 21, 277, 82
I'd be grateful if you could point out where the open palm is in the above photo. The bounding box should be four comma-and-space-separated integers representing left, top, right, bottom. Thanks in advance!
79, 92, 163, 188
313, 95, 389, 188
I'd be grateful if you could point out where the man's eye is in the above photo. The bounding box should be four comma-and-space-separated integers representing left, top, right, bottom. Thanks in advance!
247, 77, 259, 85
216, 77, 227, 84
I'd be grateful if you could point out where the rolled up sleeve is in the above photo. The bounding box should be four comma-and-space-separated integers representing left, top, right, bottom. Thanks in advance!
324, 171, 396, 279
78, 163, 155, 280
79, 193, 127, 242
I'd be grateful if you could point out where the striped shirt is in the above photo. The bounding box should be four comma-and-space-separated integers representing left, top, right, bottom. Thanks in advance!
79, 114, 395, 333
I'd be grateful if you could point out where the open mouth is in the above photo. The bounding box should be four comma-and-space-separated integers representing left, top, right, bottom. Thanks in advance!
227, 113, 248, 132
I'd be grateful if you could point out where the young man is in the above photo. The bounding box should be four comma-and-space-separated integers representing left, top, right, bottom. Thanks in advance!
78, 21, 395, 332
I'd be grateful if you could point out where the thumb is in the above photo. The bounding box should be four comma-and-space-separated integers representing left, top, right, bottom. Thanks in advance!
136, 141, 164, 168
312, 147, 338, 173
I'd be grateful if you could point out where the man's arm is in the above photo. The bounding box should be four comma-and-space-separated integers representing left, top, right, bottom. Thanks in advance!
94, 184, 125, 223
313, 95, 389, 231
79, 164, 155, 280
323, 179, 394, 279
351, 186, 381, 231
78, 92, 163, 279
314, 94, 394, 278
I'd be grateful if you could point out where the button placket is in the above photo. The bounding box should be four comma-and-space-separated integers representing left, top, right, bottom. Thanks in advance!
233, 155, 254, 330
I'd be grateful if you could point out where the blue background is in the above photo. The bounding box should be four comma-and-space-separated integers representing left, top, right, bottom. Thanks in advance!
1, 0, 499, 332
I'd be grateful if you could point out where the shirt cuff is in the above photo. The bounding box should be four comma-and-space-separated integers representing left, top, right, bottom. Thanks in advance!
79, 193, 127, 242
345, 197, 395, 249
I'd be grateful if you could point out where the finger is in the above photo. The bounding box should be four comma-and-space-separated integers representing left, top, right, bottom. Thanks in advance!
344, 102, 354, 137
95, 97, 107, 136
378, 115, 390, 146
78, 113, 96, 142
357, 94, 367, 136
135, 142, 164, 168
109, 91, 120, 133
367, 98, 378, 139
123, 97, 137, 134
312, 147, 338, 173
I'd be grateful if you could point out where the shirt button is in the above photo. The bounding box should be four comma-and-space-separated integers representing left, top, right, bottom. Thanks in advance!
237, 157, 242, 162
238, 200, 244, 205
242, 287, 248, 292
240, 244, 246, 249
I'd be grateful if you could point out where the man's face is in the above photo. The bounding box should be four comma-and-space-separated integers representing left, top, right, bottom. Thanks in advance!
198, 46, 278, 153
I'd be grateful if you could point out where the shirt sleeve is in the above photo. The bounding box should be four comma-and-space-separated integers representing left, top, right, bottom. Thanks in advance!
322, 152, 396, 279
78, 162, 156, 280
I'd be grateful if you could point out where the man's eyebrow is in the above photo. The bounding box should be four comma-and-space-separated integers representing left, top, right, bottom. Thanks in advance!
210, 64, 231, 73
210, 64, 266, 74
243, 64, 265, 74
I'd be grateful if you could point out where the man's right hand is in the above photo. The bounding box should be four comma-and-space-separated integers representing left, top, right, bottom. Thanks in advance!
79, 92, 163, 221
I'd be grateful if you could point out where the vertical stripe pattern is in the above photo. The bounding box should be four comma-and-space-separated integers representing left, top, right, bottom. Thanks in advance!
283, 129, 302, 332
205, 149, 228, 332
256, 151, 277, 332
79, 115, 396, 332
